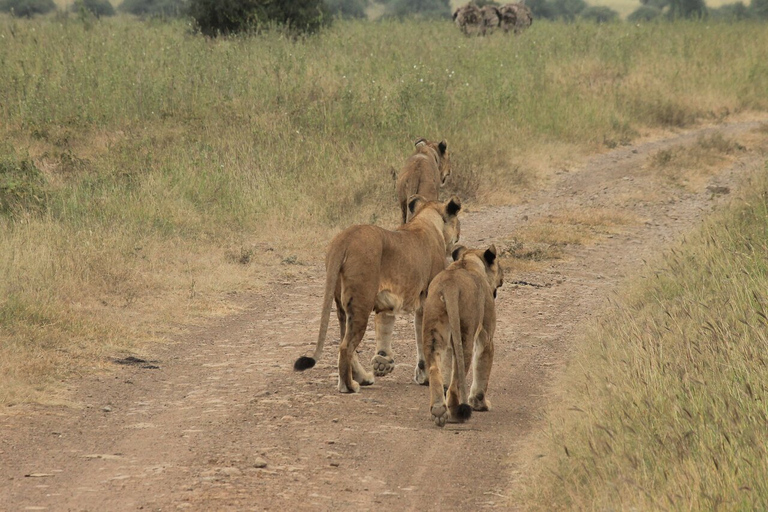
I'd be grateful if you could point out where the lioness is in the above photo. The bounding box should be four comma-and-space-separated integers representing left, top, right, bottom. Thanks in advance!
396, 139, 451, 224
294, 196, 462, 393
421, 244, 503, 427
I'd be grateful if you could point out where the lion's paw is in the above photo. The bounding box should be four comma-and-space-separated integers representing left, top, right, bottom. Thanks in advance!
469, 392, 490, 411
431, 404, 448, 427
338, 377, 360, 394
413, 360, 429, 385
372, 351, 395, 377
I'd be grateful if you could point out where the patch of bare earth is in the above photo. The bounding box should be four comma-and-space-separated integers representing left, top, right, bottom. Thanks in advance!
1, 120, 766, 511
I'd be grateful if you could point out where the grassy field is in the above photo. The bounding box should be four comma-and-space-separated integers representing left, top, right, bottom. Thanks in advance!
524, 146, 768, 509
1, 16, 768, 405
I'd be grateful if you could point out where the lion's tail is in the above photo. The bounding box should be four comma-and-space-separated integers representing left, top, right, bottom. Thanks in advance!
445, 288, 472, 421
294, 243, 345, 372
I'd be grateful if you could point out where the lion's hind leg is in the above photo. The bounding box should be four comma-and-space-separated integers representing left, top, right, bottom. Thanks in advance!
372, 309, 397, 377
469, 329, 493, 411
338, 300, 373, 394
425, 327, 450, 427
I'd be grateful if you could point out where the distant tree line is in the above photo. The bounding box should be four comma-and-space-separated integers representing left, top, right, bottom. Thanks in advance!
1, 0, 767, 26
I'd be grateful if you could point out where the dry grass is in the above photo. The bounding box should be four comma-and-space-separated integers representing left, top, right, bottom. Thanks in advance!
500, 207, 638, 264
1, 17, 768, 404
524, 160, 768, 510
647, 133, 747, 190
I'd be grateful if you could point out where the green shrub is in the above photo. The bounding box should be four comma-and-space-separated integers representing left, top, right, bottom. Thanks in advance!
118, 0, 188, 17
0, 0, 55, 17
580, 5, 618, 22
71, 0, 115, 17
0, 152, 47, 216
324, 0, 367, 19
383, 0, 451, 19
527, 0, 557, 19
668, 0, 706, 18
753, 0, 768, 19
628, 4, 663, 21
188, 0, 329, 36
710, 1, 751, 19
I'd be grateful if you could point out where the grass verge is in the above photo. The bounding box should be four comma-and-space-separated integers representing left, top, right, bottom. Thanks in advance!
525, 160, 768, 510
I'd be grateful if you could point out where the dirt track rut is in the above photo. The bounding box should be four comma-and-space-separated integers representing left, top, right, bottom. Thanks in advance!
1, 120, 766, 511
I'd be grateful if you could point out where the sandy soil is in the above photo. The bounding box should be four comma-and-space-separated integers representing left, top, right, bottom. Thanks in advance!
1, 119, 766, 511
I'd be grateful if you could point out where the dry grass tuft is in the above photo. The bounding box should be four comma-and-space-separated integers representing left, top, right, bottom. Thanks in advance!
647, 132, 747, 190
501, 207, 638, 264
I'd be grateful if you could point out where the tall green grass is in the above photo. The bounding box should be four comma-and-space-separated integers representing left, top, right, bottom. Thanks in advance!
1, 16, 768, 403
527, 160, 768, 510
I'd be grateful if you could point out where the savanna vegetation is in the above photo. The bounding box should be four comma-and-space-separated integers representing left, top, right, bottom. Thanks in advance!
526, 148, 768, 509
1, 12, 767, 418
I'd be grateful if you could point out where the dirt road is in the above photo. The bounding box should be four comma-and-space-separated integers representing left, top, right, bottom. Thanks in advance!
2, 119, 766, 511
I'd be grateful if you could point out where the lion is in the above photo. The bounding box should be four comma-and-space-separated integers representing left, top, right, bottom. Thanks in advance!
453, 3, 482, 36
395, 138, 451, 224
294, 195, 462, 394
420, 244, 503, 427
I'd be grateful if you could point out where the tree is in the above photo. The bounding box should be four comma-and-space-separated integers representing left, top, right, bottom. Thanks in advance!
628, 4, 662, 20
527, 0, 556, 20
71, 0, 115, 17
667, 0, 706, 18
325, 0, 367, 19
0, 0, 55, 17
552, 0, 587, 20
581, 5, 619, 22
188, 0, 329, 37
384, 0, 451, 19
710, 1, 751, 19
118, 0, 188, 17
752, 0, 768, 19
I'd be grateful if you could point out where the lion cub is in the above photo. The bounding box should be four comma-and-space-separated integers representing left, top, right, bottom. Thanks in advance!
294, 196, 462, 394
396, 138, 451, 224
421, 244, 503, 427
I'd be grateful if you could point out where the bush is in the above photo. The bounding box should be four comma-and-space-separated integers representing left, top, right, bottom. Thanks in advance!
0, 0, 55, 17
753, 0, 768, 19
628, 4, 663, 21
526, 0, 588, 21
0, 152, 47, 216
549, 0, 587, 20
188, 0, 329, 37
71, 0, 115, 17
668, 0, 706, 18
325, 0, 367, 19
383, 0, 451, 19
527, 0, 557, 19
118, 0, 188, 17
580, 5, 618, 22
710, 1, 751, 19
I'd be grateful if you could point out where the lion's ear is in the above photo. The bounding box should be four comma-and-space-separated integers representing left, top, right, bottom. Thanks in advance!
445, 196, 462, 217
452, 245, 468, 261
438, 140, 447, 155
483, 245, 498, 266
414, 138, 427, 147
407, 194, 427, 217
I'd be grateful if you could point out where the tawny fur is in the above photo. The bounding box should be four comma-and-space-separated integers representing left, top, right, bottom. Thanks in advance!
421, 245, 503, 427
396, 139, 451, 224
294, 196, 462, 394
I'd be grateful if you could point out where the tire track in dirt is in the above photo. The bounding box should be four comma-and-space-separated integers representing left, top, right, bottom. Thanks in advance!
1, 119, 765, 511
